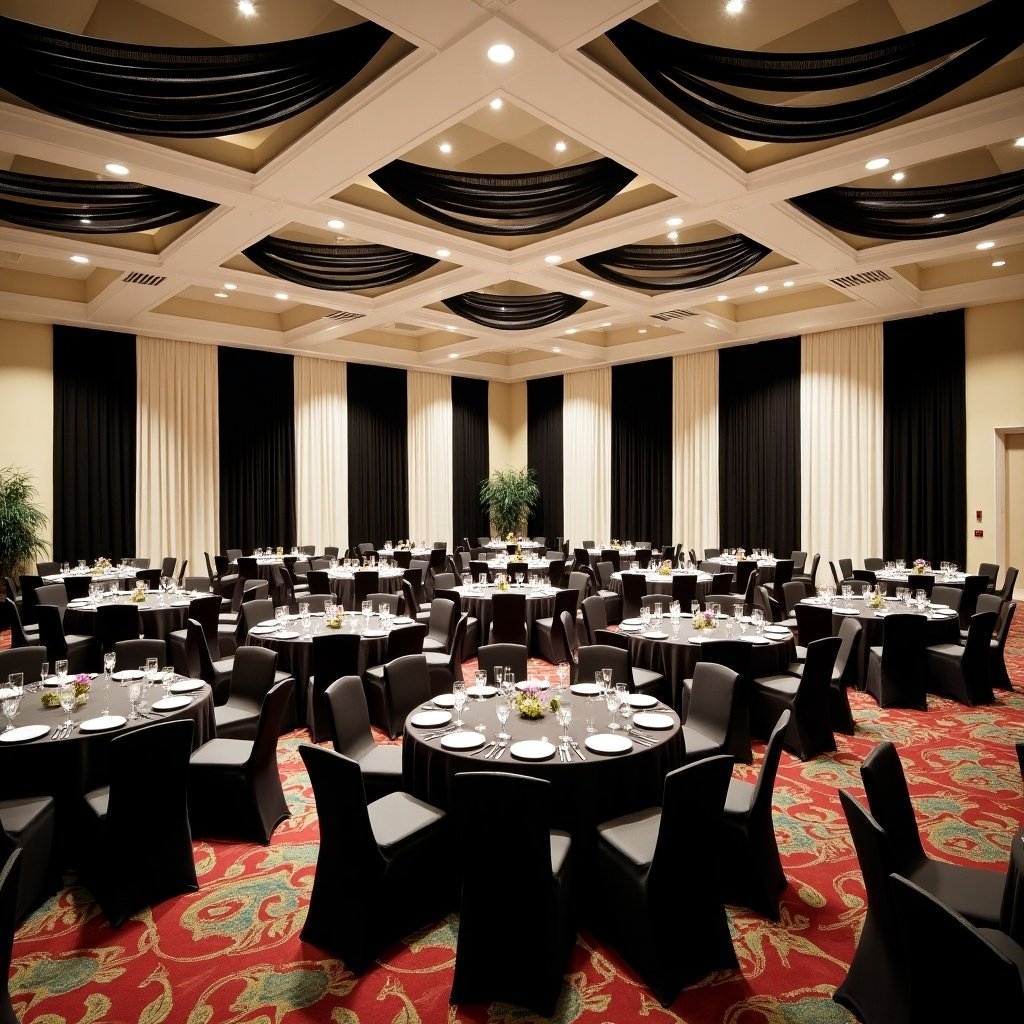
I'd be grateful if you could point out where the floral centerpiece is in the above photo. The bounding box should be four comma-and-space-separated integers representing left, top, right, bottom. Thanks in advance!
40, 674, 90, 707
395, 539, 412, 550
92, 556, 112, 575
324, 611, 344, 629
657, 560, 673, 576
495, 573, 510, 592
511, 685, 560, 720
912, 558, 929, 574
867, 589, 885, 609
505, 531, 517, 543
130, 585, 148, 603
736, 548, 746, 560
691, 609, 718, 631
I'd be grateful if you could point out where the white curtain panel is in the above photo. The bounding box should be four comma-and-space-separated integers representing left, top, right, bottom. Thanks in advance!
801, 324, 883, 587
408, 371, 453, 547
294, 356, 348, 554
563, 367, 611, 548
135, 335, 219, 582
672, 350, 719, 556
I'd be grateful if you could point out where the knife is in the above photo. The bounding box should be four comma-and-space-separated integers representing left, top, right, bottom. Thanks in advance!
472, 740, 496, 757
569, 738, 587, 761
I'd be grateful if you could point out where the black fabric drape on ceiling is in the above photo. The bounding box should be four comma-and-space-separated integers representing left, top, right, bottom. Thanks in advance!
0, 16, 392, 137
882, 310, 966, 570
52, 326, 136, 564
218, 348, 296, 554
611, 360, 672, 547
527, 376, 564, 545
451, 376, 490, 551
442, 291, 585, 331
347, 363, 408, 549
718, 339, 801, 556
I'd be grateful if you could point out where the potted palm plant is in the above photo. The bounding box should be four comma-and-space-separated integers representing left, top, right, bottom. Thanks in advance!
479, 467, 540, 539
0, 466, 50, 591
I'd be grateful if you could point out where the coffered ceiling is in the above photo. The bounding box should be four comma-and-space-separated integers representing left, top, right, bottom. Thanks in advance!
0, 0, 1021, 380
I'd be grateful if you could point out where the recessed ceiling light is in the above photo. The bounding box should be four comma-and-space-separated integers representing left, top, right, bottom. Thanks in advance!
638, 328, 647, 335
104, 162, 129, 176
891, 171, 906, 182
754, 285, 769, 293
579, 289, 593, 299
667, 231, 678, 241
552, 347, 561, 353
237, 0, 256, 15
725, 0, 744, 13
976, 240, 996, 250
601, 322, 612, 327
446, 325, 456, 331
274, 292, 289, 300
69, 254, 90, 264
487, 43, 514, 64
223, 283, 237, 291
327, 219, 345, 230
214, 291, 229, 298
865, 157, 890, 171
439, 142, 452, 154
1014, 138, 1024, 148
717, 294, 728, 302
783, 280, 794, 287
544, 254, 562, 264
992, 260, 1006, 267
448, 353, 459, 359
554, 140, 567, 153
666, 217, 683, 227
932, 212, 946, 219
489, 97, 503, 110
436, 249, 451, 259
565, 328, 576, 335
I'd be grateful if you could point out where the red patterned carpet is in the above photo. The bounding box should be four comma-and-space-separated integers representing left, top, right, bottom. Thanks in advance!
7, 615, 1024, 1024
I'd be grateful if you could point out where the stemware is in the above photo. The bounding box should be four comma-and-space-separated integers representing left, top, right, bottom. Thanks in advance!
452, 681, 467, 728
58, 680, 77, 732
515, 573, 524, 587
55, 659, 68, 682
39, 662, 49, 686
557, 695, 573, 749
690, 600, 700, 617
126, 678, 143, 720
605, 685, 622, 731
2, 674, 23, 732
495, 695, 511, 741
556, 661, 569, 690
361, 599, 373, 630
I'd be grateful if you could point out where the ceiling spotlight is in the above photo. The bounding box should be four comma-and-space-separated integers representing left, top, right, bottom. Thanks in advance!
565, 328, 576, 335
487, 43, 515, 64
70, 254, 90, 264
717, 294, 728, 301
580, 289, 593, 299
327, 218, 345, 230
891, 171, 906, 182
274, 292, 289, 300
975, 240, 996, 250
865, 157, 890, 171
435, 250, 451, 261
554, 140, 567, 153
932, 212, 946, 219
544, 254, 562, 264
601, 322, 612, 328
439, 142, 452, 154
489, 97, 503, 110
237, 0, 256, 15
448, 353, 459, 359
553, 347, 561, 353
1014, 138, 1024, 147
214, 291, 229, 298
754, 284, 769, 293
783, 280, 794, 287
638, 328, 647, 335
992, 260, 1006, 267
667, 231, 678, 241
666, 216, 683, 227
104, 162, 129, 176
223, 283, 237, 291
446, 325, 457, 331
725, 0, 744, 13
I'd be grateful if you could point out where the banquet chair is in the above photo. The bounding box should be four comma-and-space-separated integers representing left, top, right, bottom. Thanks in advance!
579, 594, 613, 646
236, 556, 260, 582
785, 616, 860, 735
889, 873, 1024, 1023
368, 592, 401, 616
488, 592, 527, 647
965, 592, 1003, 641
859, 740, 1005, 929
926, 609, 998, 706
838, 558, 854, 581
770, 560, 794, 611
433, 587, 478, 657
794, 600, 832, 654
709, 572, 734, 597
978, 562, 1001, 594
323, 546, 340, 560
732, 559, 758, 597
0, 598, 34, 649
375, 653, 432, 740
789, 551, 807, 575
181, 617, 237, 705
572, 547, 591, 571
754, 585, 784, 623
533, 587, 578, 664
475, 642, 529, 686
130, 558, 151, 570
160, 557, 177, 579
35, 561, 58, 577
187, 678, 294, 844
95, 603, 142, 655
17, 574, 46, 628
719, 709, 791, 920
113, 638, 167, 670
306, 631, 362, 743
35, 603, 98, 673
546, 557, 566, 589
636, 548, 654, 570
468, 559, 492, 583
567, 569, 591, 608
781, 580, 807, 621
591, 561, 623, 623
423, 613, 467, 694
577, 643, 668, 702
505, 559, 528, 582
991, 601, 1017, 690
0, 645, 47, 686
620, 572, 647, 620
887, 573, 935, 599
215, 646, 283, 740
751, 636, 842, 761
704, 547, 721, 560
999, 566, 1019, 602
0, 792, 56, 923
400, 577, 423, 621
306, 570, 331, 596
298, 744, 450, 975
297, 594, 332, 614
168, 593, 222, 674
600, 548, 621, 572
670, 571, 698, 611
33, 582, 69, 621
79, 720, 197, 927
958, 573, 990, 629
865, 613, 929, 710
829, 560, 843, 588
62, 575, 91, 601
793, 552, 821, 594
592, 755, 737, 1007
851, 568, 877, 584
421, 597, 457, 655
450, 772, 573, 1016
680, 662, 744, 766
931, 584, 963, 614
0, 847, 21, 1022
863, 557, 884, 571
362, 622, 427, 705
135, 568, 161, 590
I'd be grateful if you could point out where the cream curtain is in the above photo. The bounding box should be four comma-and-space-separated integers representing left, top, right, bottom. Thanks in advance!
563, 367, 611, 548
408, 371, 452, 547
801, 324, 883, 588
135, 335, 219, 583
672, 350, 719, 558
294, 356, 348, 554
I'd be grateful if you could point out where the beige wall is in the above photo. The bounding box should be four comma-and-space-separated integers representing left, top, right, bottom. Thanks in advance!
487, 380, 527, 471
965, 300, 1024, 594
0, 319, 54, 571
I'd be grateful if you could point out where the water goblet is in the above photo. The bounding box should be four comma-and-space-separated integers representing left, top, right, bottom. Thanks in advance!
515, 573, 524, 587
55, 659, 69, 682
126, 678, 143, 720
600, 667, 613, 692
495, 696, 511, 741
452, 680, 467, 728
39, 662, 49, 686
361, 599, 373, 629
690, 600, 700, 617
2, 674, 23, 732
605, 685, 622, 731
58, 679, 77, 732
557, 695, 573, 749
557, 661, 569, 690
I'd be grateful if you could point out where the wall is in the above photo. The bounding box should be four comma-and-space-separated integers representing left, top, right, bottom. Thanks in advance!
0, 319, 54, 570
487, 380, 527, 471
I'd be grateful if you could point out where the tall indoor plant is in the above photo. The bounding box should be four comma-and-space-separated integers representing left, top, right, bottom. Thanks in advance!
0, 466, 50, 585
479, 467, 540, 538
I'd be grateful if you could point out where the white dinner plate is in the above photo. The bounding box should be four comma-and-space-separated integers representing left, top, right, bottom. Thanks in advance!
410, 710, 452, 728
68, 598, 91, 606
585, 733, 633, 755
466, 685, 498, 698
687, 635, 708, 644
392, 616, 413, 624
626, 693, 658, 709
515, 680, 548, 691
258, 619, 281, 628
170, 680, 205, 694
642, 631, 669, 640
928, 603, 950, 610
618, 622, 642, 631
510, 740, 556, 761
632, 712, 674, 730
363, 629, 386, 638
570, 683, 602, 696
621, 618, 642, 626
249, 625, 278, 635
440, 731, 487, 751
112, 670, 144, 681
0, 724, 50, 744
273, 630, 301, 640
834, 607, 859, 615
763, 627, 792, 637
740, 634, 772, 644
79, 715, 127, 732
432, 693, 457, 708
152, 695, 192, 711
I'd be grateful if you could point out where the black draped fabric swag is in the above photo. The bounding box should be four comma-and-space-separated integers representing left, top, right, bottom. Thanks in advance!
527, 376, 564, 544
718, 339, 801, 556
882, 311, 966, 571
52, 326, 136, 564
611, 360, 672, 547
605, 2, 1024, 142
0, 16, 392, 137
347, 364, 408, 548
442, 291, 585, 331
451, 377, 490, 551
218, 348, 296, 555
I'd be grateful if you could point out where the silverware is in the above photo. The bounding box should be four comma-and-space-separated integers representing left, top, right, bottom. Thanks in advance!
471, 740, 496, 758
570, 738, 587, 761
557, 744, 566, 762
489, 739, 507, 759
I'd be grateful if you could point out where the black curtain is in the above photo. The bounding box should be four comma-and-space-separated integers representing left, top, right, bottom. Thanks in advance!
218, 348, 295, 554
451, 377, 490, 550
442, 291, 586, 330
52, 326, 136, 564
883, 310, 966, 569
718, 339, 801, 555
347, 363, 408, 549
527, 376, 564, 544
611, 359, 672, 547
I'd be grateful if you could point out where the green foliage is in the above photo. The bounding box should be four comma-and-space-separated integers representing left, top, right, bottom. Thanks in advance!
479, 467, 540, 537
0, 466, 50, 583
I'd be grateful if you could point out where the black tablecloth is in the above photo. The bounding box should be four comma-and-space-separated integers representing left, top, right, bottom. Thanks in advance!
63, 595, 190, 642
1000, 827, 1024, 944
454, 585, 555, 655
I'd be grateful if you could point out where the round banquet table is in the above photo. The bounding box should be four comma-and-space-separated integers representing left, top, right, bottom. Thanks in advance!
44, 568, 139, 592
0, 675, 214, 867
610, 569, 713, 602
874, 569, 967, 589
325, 567, 402, 608
453, 584, 555, 655
401, 688, 683, 874
707, 556, 778, 583
62, 592, 193, 643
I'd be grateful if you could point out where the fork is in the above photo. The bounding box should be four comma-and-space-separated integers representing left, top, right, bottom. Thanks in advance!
488, 738, 508, 759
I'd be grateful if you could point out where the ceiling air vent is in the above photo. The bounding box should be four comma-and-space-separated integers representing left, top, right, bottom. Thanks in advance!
829, 270, 892, 289
324, 310, 363, 321
652, 308, 697, 321
122, 271, 166, 287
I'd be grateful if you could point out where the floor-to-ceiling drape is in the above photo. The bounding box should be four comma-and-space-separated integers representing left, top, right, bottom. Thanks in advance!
527, 375, 563, 545
408, 371, 452, 548
452, 376, 490, 549
53, 326, 136, 564
218, 347, 295, 554
801, 325, 883, 586
672, 351, 719, 557
883, 310, 966, 569
347, 363, 408, 549
294, 356, 347, 555
719, 339, 801, 556
136, 336, 218, 582
563, 367, 611, 548
612, 358, 672, 545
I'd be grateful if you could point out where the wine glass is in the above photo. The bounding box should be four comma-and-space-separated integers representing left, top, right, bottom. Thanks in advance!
515, 573, 524, 587
615, 681, 632, 731
495, 695, 511, 741
55, 659, 68, 682
2, 674, 23, 732
557, 694, 573, 749
557, 660, 569, 691
39, 662, 49, 686
605, 685, 622, 731
58, 679, 77, 732
361, 599, 373, 630
690, 600, 700, 618
452, 680, 467, 728
126, 678, 143, 720
473, 669, 488, 731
